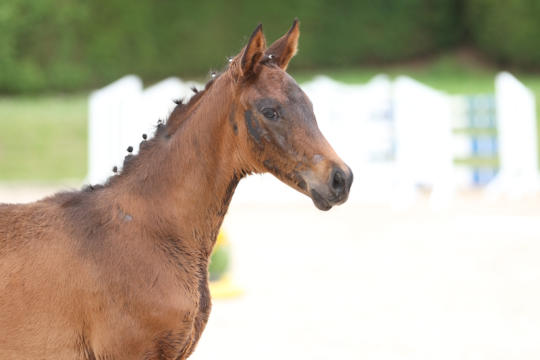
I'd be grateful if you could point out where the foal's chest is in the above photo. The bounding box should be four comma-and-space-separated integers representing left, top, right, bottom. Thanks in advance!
85, 253, 211, 359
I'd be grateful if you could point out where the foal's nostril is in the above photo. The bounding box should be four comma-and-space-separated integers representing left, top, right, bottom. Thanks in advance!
330, 168, 346, 196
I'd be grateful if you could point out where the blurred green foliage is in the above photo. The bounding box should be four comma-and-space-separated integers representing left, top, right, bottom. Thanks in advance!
0, 0, 463, 93
208, 244, 230, 282
465, 0, 540, 68
2, 0, 540, 94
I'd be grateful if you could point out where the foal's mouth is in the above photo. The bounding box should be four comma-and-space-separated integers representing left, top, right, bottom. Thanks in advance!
310, 188, 351, 211
310, 189, 333, 211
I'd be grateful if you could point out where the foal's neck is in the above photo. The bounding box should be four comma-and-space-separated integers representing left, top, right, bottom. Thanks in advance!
111, 75, 242, 255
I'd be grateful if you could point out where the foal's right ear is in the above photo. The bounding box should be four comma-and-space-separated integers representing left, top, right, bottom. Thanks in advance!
238, 24, 266, 79
265, 19, 300, 71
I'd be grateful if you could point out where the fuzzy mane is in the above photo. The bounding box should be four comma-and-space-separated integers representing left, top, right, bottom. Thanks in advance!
158, 73, 222, 139
87, 70, 225, 189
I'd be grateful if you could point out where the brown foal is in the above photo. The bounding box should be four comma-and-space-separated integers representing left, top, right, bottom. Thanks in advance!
0, 20, 352, 359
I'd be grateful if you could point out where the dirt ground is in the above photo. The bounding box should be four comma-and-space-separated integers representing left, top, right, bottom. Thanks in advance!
2, 185, 540, 359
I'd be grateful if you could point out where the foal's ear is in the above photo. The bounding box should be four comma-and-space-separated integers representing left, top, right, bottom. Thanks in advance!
240, 24, 266, 78
265, 19, 300, 71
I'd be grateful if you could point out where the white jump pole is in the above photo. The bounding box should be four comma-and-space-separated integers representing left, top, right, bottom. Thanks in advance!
486, 72, 540, 198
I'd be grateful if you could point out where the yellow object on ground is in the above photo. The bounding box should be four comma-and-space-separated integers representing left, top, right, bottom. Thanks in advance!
208, 230, 243, 299
216, 231, 228, 246
209, 274, 244, 299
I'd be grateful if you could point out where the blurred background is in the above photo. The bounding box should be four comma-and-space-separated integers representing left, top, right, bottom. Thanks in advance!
1, 1, 540, 359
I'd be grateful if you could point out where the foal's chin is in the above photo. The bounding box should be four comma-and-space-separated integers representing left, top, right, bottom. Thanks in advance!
309, 188, 351, 211
309, 189, 334, 211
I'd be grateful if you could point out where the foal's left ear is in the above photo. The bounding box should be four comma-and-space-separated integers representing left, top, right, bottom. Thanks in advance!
240, 24, 267, 78
265, 19, 300, 71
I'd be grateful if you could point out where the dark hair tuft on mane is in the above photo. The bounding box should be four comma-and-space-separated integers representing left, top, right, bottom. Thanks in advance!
82, 184, 104, 192
152, 119, 168, 138
124, 154, 134, 163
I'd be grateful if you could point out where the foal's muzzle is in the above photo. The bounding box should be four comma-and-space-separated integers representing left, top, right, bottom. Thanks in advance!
309, 164, 353, 211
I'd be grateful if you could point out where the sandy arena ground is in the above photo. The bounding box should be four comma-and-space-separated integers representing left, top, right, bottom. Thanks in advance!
2, 184, 540, 359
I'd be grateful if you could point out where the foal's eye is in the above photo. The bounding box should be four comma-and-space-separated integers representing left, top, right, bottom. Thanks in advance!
262, 108, 279, 121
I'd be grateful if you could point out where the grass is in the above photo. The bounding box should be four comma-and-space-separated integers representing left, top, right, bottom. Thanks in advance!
1, 51, 539, 181
0, 94, 87, 181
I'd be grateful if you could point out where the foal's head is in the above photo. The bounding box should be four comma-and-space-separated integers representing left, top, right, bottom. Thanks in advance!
228, 20, 353, 211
